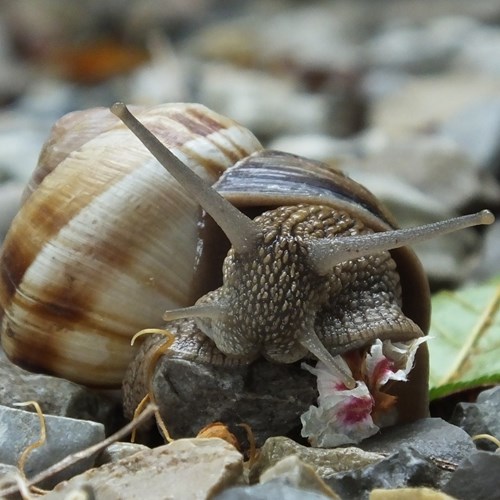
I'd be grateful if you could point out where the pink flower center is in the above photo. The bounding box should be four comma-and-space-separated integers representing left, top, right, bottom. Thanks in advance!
338, 395, 374, 425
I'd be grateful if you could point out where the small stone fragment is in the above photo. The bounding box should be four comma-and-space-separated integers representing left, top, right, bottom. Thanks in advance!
214, 481, 337, 500
443, 450, 500, 500
360, 418, 475, 464
45, 438, 245, 499
0, 404, 105, 488
325, 447, 444, 500
0, 348, 122, 433
450, 386, 500, 451
250, 436, 384, 483
260, 455, 341, 499
95, 441, 149, 466
370, 487, 457, 499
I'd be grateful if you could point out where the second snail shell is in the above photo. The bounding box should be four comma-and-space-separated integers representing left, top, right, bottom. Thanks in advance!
0, 103, 262, 386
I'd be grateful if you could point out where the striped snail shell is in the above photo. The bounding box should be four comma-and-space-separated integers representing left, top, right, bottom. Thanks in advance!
0, 104, 262, 386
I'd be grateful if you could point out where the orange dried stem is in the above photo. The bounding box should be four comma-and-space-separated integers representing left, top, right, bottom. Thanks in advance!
472, 433, 500, 449
14, 402, 47, 480
130, 328, 176, 443
237, 423, 258, 466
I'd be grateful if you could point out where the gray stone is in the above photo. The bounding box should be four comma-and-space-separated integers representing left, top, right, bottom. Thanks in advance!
0, 404, 105, 488
0, 181, 23, 244
0, 348, 122, 434
451, 386, 500, 451
260, 456, 341, 499
152, 357, 317, 446
359, 418, 476, 464
472, 221, 500, 282
214, 481, 336, 500
440, 97, 500, 177
325, 447, 444, 500
45, 438, 245, 500
443, 450, 500, 500
0, 463, 22, 493
250, 436, 384, 483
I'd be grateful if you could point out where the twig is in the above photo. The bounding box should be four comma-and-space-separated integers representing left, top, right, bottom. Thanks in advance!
0, 403, 158, 497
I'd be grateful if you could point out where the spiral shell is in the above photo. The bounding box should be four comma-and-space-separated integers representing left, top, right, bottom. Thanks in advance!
0, 103, 262, 386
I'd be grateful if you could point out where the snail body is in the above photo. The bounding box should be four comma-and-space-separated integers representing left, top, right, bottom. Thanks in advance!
0, 103, 493, 396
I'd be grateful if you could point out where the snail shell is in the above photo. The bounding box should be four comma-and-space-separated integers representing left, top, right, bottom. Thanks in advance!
0, 103, 262, 386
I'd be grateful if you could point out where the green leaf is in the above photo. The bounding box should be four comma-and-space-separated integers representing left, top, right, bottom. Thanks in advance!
428, 278, 500, 400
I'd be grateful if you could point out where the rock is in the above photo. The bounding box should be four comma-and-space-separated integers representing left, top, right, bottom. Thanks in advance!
450, 386, 500, 451
260, 455, 341, 499
0, 181, 23, 243
0, 348, 122, 434
443, 450, 500, 500
472, 221, 500, 284
344, 135, 496, 212
359, 418, 476, 464
95, 442, 149, 466
0, 463, 22, 492
325, 447, 444, 500
45, 438, 245, 499
367, 16, 476, 73
195, 63, 330, 139
0, 404, 105, 488
214, 481, 337, 500
250, 436, 384, 483
440, 97, 500, 178
151, 357, 317, 446
371, 73, 500, 139
455, 24, 500, 77
370, 487, 458, 499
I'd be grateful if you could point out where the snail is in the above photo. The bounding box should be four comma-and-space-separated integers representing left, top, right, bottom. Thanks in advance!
0, 103, 493, 411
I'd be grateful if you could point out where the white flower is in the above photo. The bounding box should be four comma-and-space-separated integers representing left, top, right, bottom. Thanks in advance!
301, 337, 428, 447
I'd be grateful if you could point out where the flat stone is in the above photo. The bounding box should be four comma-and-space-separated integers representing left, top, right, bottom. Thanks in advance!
443, 450, 500, 500
451, 386, 500, 451
440, 97, 500, 177
151, 357, 317, 446
250, 436, 384, 483
359, 418, 475, 465
0, 404, 105, 488
0, 348, 122, 434
325, 447, 444, 500
214, 481, 338, 500
260, 455, 341, 499
45, 438, 245, 500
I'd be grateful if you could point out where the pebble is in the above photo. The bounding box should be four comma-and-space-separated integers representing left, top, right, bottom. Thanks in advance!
325, 448, 446, 500
44, 438, 245, 499
0, 348, 122, 434
450, 386, 500, 451
0, 181, 23, 243
249, 436, 384, 483
259, 455, 341, 499
443, 450, 500, 500
214, 482, 337, 500
0, 404, 105, 489
440, 97, 500, 178
359, 418, 476, 464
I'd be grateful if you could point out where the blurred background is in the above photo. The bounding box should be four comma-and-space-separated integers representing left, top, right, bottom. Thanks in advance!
1, 0, 500, 289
